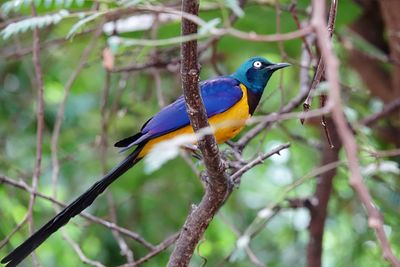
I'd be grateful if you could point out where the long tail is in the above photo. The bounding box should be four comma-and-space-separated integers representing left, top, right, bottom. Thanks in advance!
1, 144, 144, 267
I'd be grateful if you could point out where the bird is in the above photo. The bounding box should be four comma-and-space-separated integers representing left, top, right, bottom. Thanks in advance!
1, 56, 289, 267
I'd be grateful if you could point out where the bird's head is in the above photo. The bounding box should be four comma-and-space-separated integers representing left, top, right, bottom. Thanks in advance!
231, 56, 290, 94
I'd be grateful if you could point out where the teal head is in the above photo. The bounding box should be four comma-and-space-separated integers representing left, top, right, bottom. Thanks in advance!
231, 56, 290, 94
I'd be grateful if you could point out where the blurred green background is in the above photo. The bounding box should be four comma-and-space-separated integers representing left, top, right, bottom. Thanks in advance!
0, 0, 399, 266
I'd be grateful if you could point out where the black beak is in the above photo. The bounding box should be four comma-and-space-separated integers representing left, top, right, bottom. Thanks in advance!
267, 62, 291, 71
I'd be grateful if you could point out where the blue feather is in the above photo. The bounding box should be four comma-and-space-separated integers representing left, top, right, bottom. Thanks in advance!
117, 77, 243, 151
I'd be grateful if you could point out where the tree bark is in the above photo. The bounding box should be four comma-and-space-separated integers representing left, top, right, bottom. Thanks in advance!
167, 0, 229, 266
307, 118, 341, 267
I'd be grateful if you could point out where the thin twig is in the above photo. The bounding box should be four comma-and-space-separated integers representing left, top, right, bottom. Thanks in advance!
120, 233, 180, 267
1, 28, 97, 60
231, 143, 291, 183
61, 233, 106, 267
100, 70, 135, 263
231, 160, 344, 254
320, 95, 334, 148
303, 0, 337, 112
364, 148, 400, 158
51, 25, 103, 199
289, 2, 313, 58
0, 175, 155, 250
0, 217, 28, 250
236, 95, 330, 150
360, 97, 400, 126
27, 3, 45, 266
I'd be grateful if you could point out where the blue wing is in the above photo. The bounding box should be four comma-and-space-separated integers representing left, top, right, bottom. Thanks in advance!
115, 77, 243, 151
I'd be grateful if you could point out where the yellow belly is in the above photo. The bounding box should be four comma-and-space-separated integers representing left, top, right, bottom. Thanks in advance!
138, 84, 250, 157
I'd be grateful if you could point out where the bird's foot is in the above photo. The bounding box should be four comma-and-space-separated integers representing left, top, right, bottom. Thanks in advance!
182, 144, 202, 160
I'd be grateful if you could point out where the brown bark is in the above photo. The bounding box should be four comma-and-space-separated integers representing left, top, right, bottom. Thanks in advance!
307, 118, 341, 267
167, 0, 229, 266
379, 0, 400, 92
312, 0, 400, 265
348, 1, 392, 101
348, 0, 400, 145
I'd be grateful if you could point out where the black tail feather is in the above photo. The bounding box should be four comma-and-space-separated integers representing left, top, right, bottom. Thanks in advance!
1, 145, 144, 267
114, 132, 143, 148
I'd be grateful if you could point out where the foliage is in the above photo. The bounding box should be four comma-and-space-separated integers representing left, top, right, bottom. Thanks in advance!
1, 9, 70, 39
0, 0, 399, 267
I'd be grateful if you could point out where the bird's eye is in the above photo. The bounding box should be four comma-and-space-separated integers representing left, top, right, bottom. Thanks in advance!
253, 61, 262, 69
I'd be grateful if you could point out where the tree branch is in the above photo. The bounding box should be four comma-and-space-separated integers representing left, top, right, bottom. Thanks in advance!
360, 97, 400, 126
0, 175, 155, 250
231, 143, 291, 183
311, 1, 400, 266
167, 0, 229, 266
307, 118, 341, 267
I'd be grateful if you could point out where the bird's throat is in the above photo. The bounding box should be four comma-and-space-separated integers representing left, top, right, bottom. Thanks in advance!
246, 88, 262, 115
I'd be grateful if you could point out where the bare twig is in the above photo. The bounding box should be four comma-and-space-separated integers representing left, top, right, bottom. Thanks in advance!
51, 25, 103, 199
120, 233, 180, 267
289, 2, 313, 58
360, 97, 400, 126
0, 175, 155, 250
1, 28, 97, 60
228, 160, 344, 263
62, 232, 106, 267
218, 213, 267, 267
364, 148, 400, 159
311, 0, 400, 266
319, 95, 334, 148
0, 217, 28, 250
27, 4, 45, 266
99, 70, 135, 263
236, 90, 330, 150
107, 194, 135, 263
231, 143, 291, 183
302, 59, 324, 117
48, 27, 106, 265
303, 0, 337, 113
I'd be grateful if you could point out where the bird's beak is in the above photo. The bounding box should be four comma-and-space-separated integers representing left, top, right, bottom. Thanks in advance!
267, 62, 291, 71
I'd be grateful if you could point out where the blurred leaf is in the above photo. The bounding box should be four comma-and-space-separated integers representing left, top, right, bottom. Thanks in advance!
362, 161, 400, 176
224, 0, 244, 18
1, 0, 86, 16
144, 134, 197, 173
1, 9, 69, 39
66, 11, 104, 39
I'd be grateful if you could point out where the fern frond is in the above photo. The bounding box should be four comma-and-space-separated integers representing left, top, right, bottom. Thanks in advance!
1, 9, 70, 39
